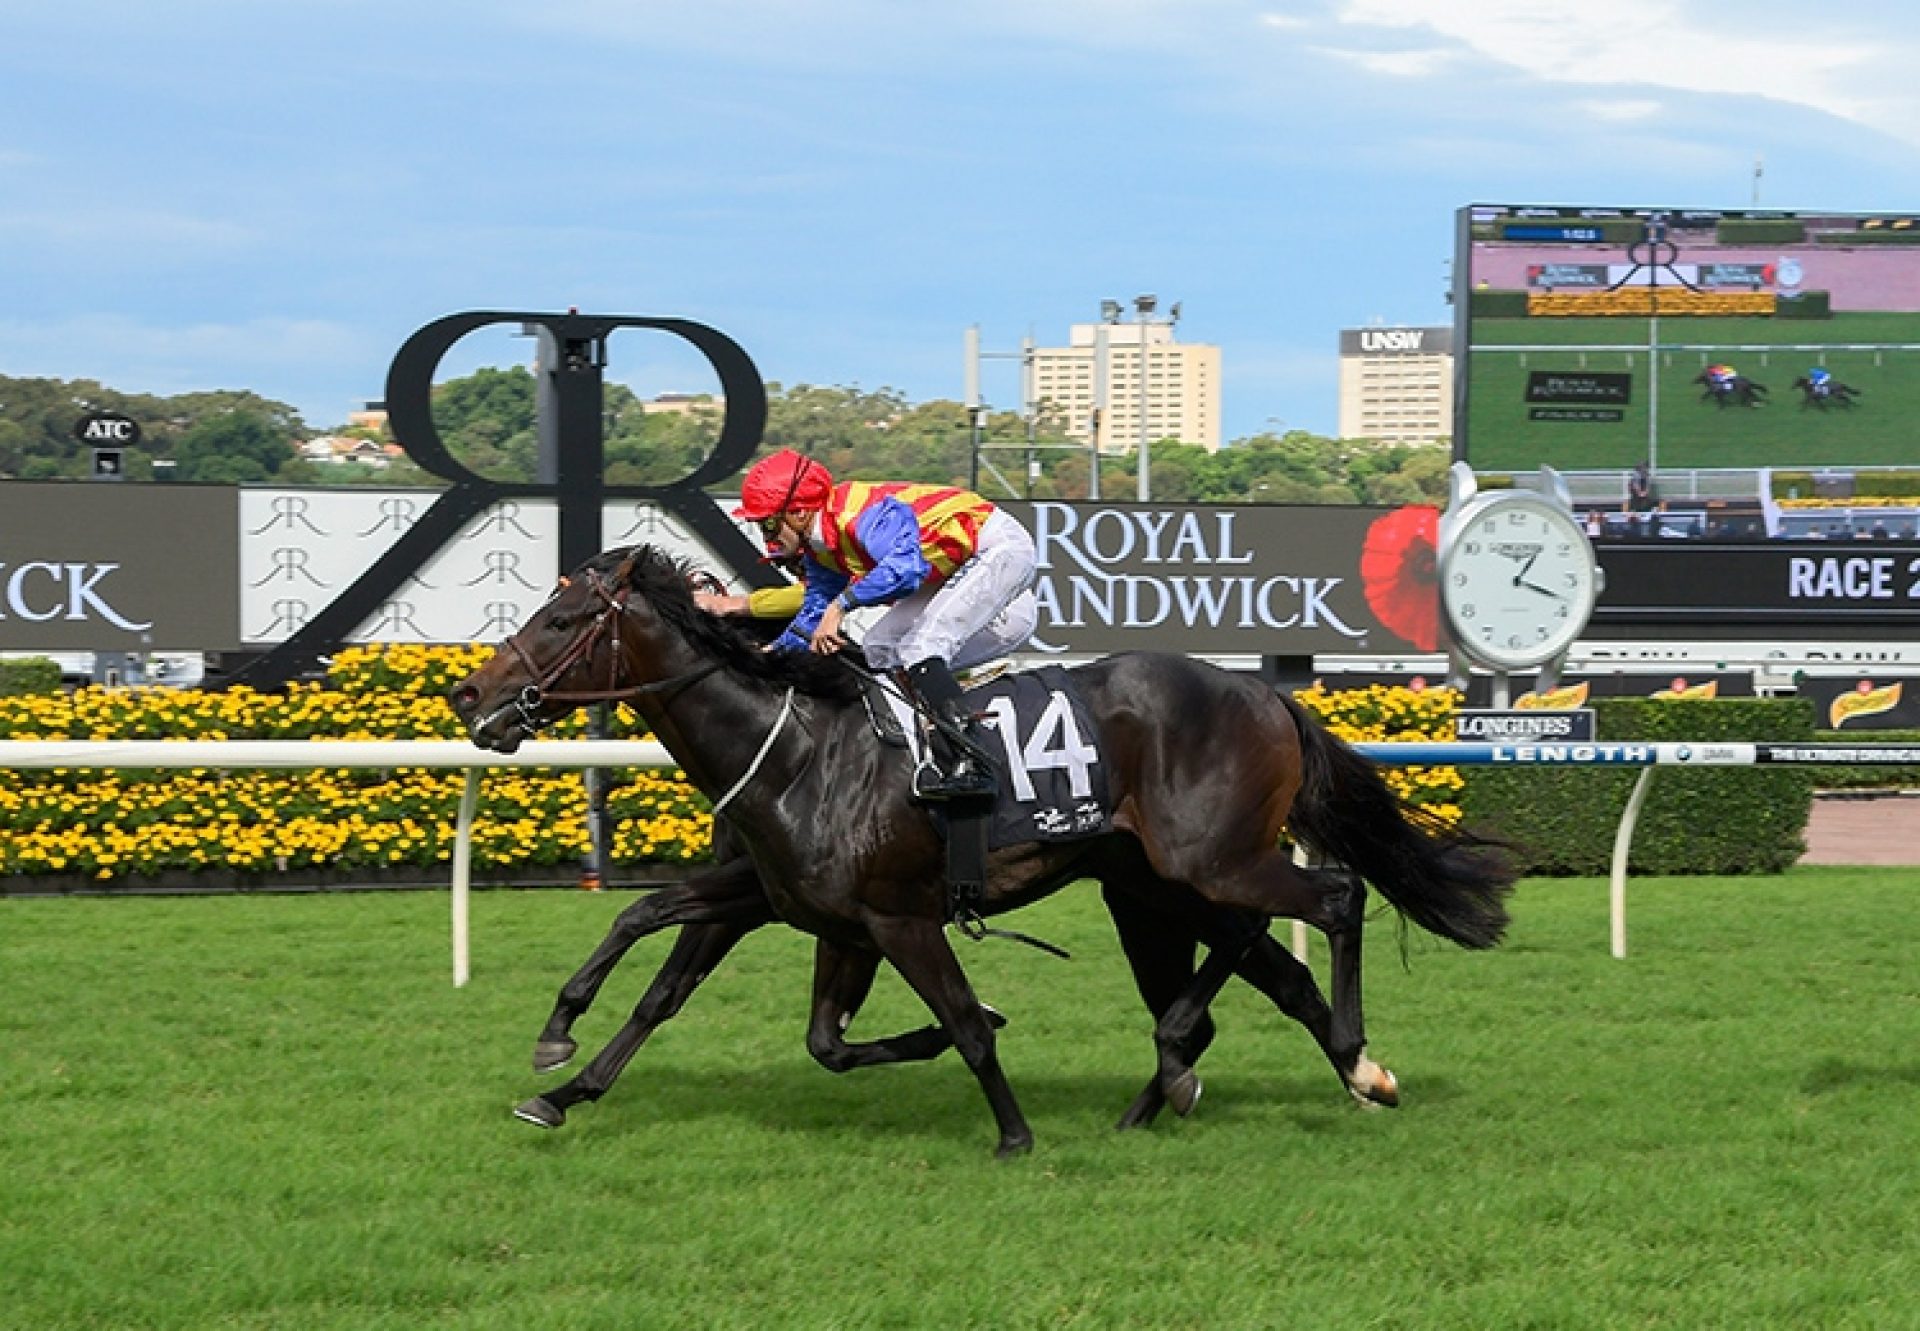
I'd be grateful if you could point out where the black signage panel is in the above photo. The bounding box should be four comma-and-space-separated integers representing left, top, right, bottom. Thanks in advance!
1526, 371, 1632, 405
0, 483, 241, 650
1528, 408, 1624, 422
1594, 544, 1920, 630
1003, 502, 1438, 656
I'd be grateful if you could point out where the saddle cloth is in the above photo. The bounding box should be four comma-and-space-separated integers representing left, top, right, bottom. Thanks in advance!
870, 664, 1113, 850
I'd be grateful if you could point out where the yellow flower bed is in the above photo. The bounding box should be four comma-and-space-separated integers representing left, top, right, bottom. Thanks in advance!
1292, 681, 1464, 825
0, 644, 711, 880
1526, 290, 1775, 317
0, 647, 1455, 880
1775, 496, 1920, 510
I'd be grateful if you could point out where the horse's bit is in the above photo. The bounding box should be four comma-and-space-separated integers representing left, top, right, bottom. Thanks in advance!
481, 557, 718, 742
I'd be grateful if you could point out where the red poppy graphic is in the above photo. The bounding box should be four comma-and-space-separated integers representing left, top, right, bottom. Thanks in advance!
1360, 505, 1440, 651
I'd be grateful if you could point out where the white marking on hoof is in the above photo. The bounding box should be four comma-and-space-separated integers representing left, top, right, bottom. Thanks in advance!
1346, 1053, 1399, 1110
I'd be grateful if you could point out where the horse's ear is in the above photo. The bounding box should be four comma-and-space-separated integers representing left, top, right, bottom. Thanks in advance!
611, 551, 639, 587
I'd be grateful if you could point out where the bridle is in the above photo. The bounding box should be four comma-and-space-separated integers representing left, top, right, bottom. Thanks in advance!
478, 555, 720, 741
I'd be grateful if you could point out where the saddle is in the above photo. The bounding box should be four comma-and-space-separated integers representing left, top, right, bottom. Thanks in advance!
859, 665, 1113, 928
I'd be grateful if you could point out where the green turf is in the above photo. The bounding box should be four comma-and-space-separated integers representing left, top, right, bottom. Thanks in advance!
4, 875, 1918, 1329
1464, 312, 1920, 472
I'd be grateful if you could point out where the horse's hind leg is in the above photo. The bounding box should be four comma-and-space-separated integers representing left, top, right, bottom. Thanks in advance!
866, 913, 1034, 1158
1182, 852, 1395, 1107
515, 915, 761, 1129
804, 939, 1009, 1073
532, 855, 770, 1072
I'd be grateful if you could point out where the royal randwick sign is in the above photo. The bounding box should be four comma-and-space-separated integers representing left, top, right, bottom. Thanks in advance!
1008, 501, 1415, 655
1, 312, 1446, 671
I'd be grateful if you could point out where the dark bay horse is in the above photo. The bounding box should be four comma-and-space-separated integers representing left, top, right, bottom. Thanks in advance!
450, 546, 1513, 1156
1792, 375, 1862, 410
1693, 370, 1769, 408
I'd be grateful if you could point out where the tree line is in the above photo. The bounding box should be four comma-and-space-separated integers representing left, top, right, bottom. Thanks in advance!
0, 369, 1451, 505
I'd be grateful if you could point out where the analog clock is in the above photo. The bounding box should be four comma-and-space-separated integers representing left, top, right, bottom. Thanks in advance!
1440, 489, 1601, 671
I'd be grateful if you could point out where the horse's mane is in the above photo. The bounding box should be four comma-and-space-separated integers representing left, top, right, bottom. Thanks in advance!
591, 544, 866, 704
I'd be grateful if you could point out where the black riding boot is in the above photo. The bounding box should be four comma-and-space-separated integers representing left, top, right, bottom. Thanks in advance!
905, 658, 998, 802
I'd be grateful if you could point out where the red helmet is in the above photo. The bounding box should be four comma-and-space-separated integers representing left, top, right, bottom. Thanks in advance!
733, 449, 833, 519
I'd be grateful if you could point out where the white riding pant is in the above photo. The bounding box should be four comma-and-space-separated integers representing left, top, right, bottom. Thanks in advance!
862, 508, 1038, 671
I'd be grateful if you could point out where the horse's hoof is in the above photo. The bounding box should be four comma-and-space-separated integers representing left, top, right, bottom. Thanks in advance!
1116, 1082, 1166, 1130
995, 1133, 1034, 1160
513, 1096, 566, 1129
532, 1039, 577, 1074
1347, 1059, 1400, 1110
981, 1003, 1009, 1031
1167, 1070, 1203, 1118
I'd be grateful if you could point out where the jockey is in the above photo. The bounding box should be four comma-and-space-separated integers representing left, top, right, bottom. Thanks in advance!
1706, 363, 1736, 385
1808, 367, 1833, 396
731, 449, 1039, 801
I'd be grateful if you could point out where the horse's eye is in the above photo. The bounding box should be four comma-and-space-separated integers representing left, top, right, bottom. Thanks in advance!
550, 616, 571, 632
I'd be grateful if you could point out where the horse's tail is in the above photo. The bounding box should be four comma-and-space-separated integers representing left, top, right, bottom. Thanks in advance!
1276, 693, 1514, 950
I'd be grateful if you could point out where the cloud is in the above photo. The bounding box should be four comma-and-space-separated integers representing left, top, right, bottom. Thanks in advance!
1314, 44, 1458, 79
1578, 98, 1666, 123
1330, 0, 1916, 142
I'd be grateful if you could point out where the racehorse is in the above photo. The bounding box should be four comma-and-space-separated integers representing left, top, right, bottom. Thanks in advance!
1693, 371, 1769, 408
450, 545, 1514, 1156
1792, 375, 1862, 410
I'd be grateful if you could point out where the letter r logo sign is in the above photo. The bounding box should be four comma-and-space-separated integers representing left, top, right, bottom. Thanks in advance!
230, 311, 775, 688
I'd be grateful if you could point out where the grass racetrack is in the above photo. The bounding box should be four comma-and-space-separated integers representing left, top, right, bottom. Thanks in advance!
1465, 312, 1920, 472
5, 872, 1918, 1329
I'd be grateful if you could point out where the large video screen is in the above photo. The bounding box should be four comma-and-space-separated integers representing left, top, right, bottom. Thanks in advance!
1454, 204, 1920, 473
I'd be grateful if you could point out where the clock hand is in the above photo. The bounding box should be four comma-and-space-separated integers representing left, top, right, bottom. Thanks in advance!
1517, 578, 1565, 600
1511, 551, 1541, 586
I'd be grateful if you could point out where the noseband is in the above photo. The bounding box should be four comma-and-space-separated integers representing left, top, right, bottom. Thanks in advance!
480, 558, 719, 741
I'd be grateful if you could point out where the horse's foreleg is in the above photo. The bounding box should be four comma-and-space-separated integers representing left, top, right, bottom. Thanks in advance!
1146, 918, 1262, 1118
866, 914, 1033, 1158
532, 856, 770, 1072
804, 939, 1008, 1073
514, 915, 761, 1129
1101, 883, 1212, 1129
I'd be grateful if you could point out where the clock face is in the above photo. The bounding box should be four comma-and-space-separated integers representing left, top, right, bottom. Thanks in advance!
1440, 496, 1598, 670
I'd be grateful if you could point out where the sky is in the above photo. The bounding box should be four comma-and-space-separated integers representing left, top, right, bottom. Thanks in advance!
6, 0, 1920, 441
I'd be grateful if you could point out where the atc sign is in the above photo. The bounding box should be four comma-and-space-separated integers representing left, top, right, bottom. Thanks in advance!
73, 412, 143, 447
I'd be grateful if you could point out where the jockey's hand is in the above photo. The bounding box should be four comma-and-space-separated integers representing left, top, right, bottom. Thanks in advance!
693, 591, 749, 616
811, 601, 848, 656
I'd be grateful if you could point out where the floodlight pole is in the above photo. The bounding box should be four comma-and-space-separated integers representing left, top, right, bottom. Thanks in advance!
1135, 294, 1156, 502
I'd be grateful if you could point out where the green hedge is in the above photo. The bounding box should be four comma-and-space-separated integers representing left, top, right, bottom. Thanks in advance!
1716, 219, 1806, 245
1775, 290, 1832, 319
1468, 288, 1530, 318
1849, 472, 1920, 499
1461, 698, 1816, 876
0, 657, 62, 697
1816, 229, 1920, 245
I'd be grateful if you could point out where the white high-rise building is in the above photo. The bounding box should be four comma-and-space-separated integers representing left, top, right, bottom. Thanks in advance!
1337, 326, 1454, 445
1028, 319, 1222, 453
